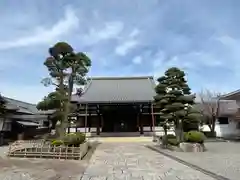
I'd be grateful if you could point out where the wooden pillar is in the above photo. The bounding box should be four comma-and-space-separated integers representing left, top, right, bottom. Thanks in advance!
138, 105, 144, 134
101, 116, 104, 129
138, 112, 143, 134
151, 103, 155, 132
85, 104, 88, 134
149, 104, 153, 132
88, 113, 91, 132
68, 124, 70, 133
97, 113, 101, 135
137, 112, 139, 131
67, 116, 71, 133
75, 115, 78, 132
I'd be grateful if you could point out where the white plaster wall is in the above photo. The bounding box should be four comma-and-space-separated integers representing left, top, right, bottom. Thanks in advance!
200, 120, 240, 138
154, 126, 175, 136
66, 127, 100, 133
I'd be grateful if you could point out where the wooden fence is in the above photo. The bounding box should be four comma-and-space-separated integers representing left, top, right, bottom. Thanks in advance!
7, 140, 89, 160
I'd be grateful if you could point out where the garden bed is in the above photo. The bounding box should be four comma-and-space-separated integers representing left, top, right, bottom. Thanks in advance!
8, 132, 89, 160
159, 131, 207, 152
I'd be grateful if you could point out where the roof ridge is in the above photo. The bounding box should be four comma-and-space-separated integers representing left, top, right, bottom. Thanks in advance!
90, 76, 154, 80
4, 96, 36, 106
220, 89, 240, 98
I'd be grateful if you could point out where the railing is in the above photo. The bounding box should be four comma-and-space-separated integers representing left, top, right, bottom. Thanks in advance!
8, 139, 45, 153
8, 140, 88, 160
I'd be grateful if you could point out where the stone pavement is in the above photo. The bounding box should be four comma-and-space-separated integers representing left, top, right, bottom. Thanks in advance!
0, 157, 88, 180
0, 144, 93, 180
153, 142, 240, 180
81, 142, 215, 180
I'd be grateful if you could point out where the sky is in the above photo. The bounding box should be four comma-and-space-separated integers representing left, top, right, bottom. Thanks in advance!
0, 0, 240, 103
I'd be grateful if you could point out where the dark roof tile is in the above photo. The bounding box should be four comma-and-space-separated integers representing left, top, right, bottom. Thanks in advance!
72, 76, 156, 103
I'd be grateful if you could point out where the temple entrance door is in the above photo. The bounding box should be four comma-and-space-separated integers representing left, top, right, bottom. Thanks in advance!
102, 105, 138, 132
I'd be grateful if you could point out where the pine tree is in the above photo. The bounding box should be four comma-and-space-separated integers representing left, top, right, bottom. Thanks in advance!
154, 67, 200, 141
41, 42, 91, 137
0, 94, 6, 116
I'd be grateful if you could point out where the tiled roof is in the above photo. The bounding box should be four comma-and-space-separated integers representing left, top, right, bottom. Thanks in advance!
4, 97, 54, 115
220, 89, 240, 99
4, 97, 38, 114
71, 76, 156, 103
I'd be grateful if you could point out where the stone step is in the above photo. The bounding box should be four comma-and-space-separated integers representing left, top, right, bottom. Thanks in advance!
88, 137, 154, 143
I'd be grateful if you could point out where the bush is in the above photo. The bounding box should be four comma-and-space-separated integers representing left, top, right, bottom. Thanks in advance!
167, 138, 179, 146
185, 131, 206, 144
63, 132, 86, 146
51, 139, 63, 146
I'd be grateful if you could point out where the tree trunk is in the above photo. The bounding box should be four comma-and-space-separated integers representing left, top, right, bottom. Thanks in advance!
57, 73, 67, 138
208, 116, 216, 133
60, 73, 74, 138
163, 125, 168, 148
60, 101, 70, 138
175, 120, 184, 142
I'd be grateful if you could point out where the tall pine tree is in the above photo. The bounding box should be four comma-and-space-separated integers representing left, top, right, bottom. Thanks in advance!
42, 42, 91, 137
0, 94, 6, 116
154, 67, 200, 141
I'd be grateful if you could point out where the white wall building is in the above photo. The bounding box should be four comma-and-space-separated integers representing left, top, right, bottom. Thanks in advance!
200, 90, 240, 138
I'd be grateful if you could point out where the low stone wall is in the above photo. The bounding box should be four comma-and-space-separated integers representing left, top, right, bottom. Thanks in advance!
80, 141, 89, 158
179, 142, 205, 152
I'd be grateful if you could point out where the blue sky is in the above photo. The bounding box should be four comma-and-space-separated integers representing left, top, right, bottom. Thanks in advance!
0, 0, 239, 103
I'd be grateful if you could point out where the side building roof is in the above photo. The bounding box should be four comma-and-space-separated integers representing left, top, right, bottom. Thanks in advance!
4, 97, 38, 114
220, 89, 240, 100
4, 97, 54, 115
71, 76, 156, 104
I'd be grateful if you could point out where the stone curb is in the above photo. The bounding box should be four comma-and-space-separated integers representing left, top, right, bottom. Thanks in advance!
146, 145, 230, 180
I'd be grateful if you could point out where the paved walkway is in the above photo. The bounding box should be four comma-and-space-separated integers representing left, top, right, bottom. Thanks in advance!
154, 142, 240, 180
81, 143, 214, 180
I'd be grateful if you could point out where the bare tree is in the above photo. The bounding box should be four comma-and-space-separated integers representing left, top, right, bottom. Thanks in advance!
198, 89, 221, 134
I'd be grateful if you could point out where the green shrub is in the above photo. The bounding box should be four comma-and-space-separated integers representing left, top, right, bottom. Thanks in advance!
51, 140, 63, 146
185, 131, 206, 144
167, 138, 179, 146
63, 132, 86, 146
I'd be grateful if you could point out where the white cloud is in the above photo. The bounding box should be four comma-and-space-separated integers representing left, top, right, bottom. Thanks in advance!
132, 56, 142, 64
83, 21, 124, 45
0, 7, 79, 50
129, 29, 140, 38
114, 28, 140, 56
115, 40, 138, 56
